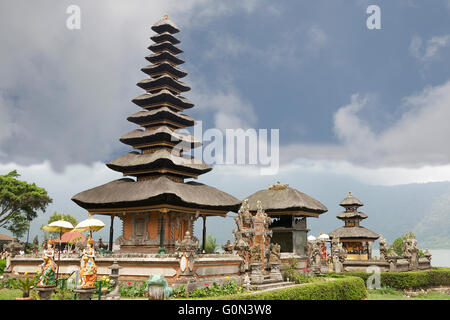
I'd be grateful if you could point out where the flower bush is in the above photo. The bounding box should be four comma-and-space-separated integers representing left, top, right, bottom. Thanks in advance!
119, 281, 147, 298
172, 280, 245, 298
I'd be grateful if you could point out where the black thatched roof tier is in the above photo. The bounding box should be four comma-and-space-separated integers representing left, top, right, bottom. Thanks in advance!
329, 226, 380, 240
246, 184, 328, 216
132, 89, 194, 111
336, 211, 368, 220
120, 126, 201, 149
141, 62, 187, 78
106, 150, 211, 177
71, 176, 241, 212
149, 41, 183, 55
151, 17, 179, 34
151, 32, 180, 45
137, 75, 190, 93
127, 107, 194, 128
145, 51, 184, 65
340, 192, 363, 207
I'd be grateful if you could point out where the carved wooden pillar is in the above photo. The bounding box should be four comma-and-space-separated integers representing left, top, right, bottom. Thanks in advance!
202, 215, 206, 253
109, 214, 115, 251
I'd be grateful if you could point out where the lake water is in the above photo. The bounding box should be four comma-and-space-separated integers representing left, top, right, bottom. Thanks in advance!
371, 249, 450, 267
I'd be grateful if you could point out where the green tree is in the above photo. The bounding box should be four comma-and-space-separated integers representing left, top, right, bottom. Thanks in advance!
4, 214, 29, 239
389, 231, 418, 255
43, 211, 78, 237
0, 170, 52, 228
390, 237, 404, 255
204, 234, 217, 253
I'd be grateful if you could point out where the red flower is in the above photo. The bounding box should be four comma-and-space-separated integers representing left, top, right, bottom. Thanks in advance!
127, 281, 131, 285
205, 283, 209, 286
306, 268, 310, 272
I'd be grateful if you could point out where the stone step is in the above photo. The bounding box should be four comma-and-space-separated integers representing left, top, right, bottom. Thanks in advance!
254, 281, 295, 291
261, 278, 282, 285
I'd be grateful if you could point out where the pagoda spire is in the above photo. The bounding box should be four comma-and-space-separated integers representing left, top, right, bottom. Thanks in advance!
107, 16, 211, 182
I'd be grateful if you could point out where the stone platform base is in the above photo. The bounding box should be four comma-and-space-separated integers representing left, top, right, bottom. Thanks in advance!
74, 288, 97, 300
34, 286, 56, 300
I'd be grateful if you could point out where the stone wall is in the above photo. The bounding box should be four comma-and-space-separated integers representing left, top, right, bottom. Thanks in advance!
342, 257, 432, 272
10, 253, 242, 289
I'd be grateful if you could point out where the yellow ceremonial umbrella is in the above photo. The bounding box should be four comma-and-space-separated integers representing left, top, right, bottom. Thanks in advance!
42, 219, 74, 281
71, 215, 105, 238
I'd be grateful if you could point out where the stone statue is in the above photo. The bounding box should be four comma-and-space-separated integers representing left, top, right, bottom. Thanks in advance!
337, 242, 347, 263
78, 237, 97, 288
97, 237, 108, 251
331, 237, 346, 273
310, 240, 322, 273
4, 237, 24, 256
3, 251, 12, 272
33, 235, 39, 247
269, 244, 281, 264
424, 249, 432, 262
37, 239, 57, 287
379, 236, 388, 261
222, 240, 233, 254
249, 244, 262, 264
175, 231, 198, 274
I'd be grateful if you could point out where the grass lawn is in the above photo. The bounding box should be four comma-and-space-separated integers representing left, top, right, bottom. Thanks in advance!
0, 288, 24, 300
368, 288, 450, 300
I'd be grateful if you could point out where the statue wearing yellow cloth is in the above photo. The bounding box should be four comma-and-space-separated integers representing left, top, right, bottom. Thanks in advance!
78, 237, 97, 289
37, 239, 57, 287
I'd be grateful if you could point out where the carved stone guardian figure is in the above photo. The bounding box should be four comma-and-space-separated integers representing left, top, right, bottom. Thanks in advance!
175, 231, 198, 275
379, 236, 388, 261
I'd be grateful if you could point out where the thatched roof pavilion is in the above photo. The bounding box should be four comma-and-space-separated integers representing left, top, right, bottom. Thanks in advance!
245, 182, 327, 255
72, 16, 240, 253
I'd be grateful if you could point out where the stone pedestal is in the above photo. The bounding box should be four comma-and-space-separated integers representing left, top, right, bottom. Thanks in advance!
34, 286, 56, 300
333, 258, 343, 273
105, 279, 120, 300
105, 260, 121, 300
74, 288, 97, 300
147, 284, 166, 300
269, 263, 283, 282
387, 256, 397, 272
146, 275, 173, 300
250, 263, 263, 284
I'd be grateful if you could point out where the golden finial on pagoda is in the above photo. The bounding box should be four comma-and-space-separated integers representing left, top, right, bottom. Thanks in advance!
268, 181, 289, 190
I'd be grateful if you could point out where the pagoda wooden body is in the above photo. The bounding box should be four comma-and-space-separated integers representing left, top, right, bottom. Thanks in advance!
329, 192, 379, 260
72, 16, 240, 253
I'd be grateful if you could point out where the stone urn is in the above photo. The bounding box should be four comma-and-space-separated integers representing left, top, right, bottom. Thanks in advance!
145, 275, 173, 300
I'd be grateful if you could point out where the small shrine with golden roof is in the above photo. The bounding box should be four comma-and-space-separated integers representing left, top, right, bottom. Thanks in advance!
329, 192, 380, 260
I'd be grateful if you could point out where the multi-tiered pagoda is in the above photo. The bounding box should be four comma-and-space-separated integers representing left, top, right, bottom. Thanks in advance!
72, 16, 241, 253
329, 192, 379, 260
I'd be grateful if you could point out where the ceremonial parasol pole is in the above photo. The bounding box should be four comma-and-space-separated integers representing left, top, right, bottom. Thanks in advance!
42, 218, 74, 283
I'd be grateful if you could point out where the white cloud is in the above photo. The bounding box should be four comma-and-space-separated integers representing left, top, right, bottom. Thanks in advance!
281, 80, 450, 168
0, 0, 265, 169
409, 33, 450, 62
